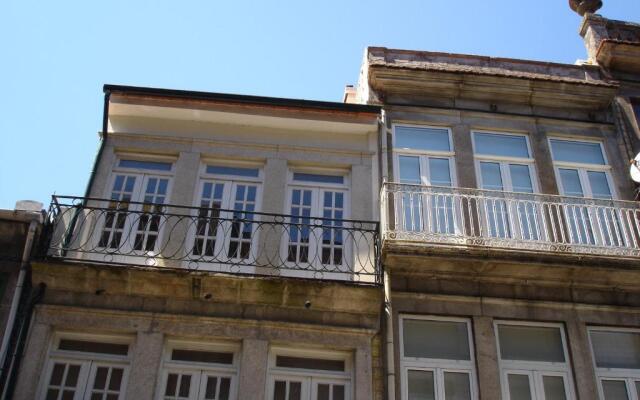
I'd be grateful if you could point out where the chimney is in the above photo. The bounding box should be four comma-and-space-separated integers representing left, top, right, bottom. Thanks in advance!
343, 85, 357, 104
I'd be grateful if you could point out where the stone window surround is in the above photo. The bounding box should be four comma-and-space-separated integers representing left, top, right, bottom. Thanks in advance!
38, 331, 134, 400
16, 306, 376, 400
587, 326, 640, 400
266, 346, 354, 400
398, 314, 478, 400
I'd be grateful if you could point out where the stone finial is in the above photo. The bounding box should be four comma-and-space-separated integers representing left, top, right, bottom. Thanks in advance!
569, 0, 603, 16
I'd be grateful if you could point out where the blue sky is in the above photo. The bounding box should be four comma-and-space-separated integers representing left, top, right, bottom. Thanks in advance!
1, 1, 639, 209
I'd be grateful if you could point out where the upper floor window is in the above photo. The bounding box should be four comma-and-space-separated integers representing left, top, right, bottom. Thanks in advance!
285, 168, 349, 270
472, 132, 538, 239
549, 139, 614, 199
588, 327, 640, 400
98, 156, 174, 254
473, 132, 536, 193
400, 316, 477, 400
495, 322, 574, 400
267, 347, 352, 400
159, 339, 238, 400
394, 125, 454, 187
191, 162, 263, 265
40, 332, 133, 400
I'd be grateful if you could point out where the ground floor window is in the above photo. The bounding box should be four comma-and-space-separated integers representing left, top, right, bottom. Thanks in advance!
588, 327, 640, 400
267, 347, 352, 400
400, 315, 477, 400
495, 321, 575, 400
158, 340, 238, 400
40, 332, 133, 400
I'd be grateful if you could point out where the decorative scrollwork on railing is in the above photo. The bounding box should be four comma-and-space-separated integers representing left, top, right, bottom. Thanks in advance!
43, 196, 382, 285
382, 182, 640, 259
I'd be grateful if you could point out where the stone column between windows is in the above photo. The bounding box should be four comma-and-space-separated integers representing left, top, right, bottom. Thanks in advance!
256, 158, 287, 273
565, 319, 598, 400
530, 126, 559, 195
450, 124, 476, 189
125, 331, 164, 400
355, 345, 374, 400
12, 321, 52, 399
237, 338, 269, 399
472, 316, 502, 400
160, 151, 200, 269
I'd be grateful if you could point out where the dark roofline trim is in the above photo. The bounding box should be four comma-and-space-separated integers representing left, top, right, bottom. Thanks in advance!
103, 84, 381, 114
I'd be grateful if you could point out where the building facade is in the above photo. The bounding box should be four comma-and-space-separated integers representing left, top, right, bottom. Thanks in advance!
5, 1, 640, 400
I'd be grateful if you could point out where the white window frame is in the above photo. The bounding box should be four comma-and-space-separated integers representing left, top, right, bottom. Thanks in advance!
399, 315, 478, 400
392, 124, 457, 187
282, 166, 351, 278
156, 339, 239, 400
188, 160, 264, 272
548, 137, 617, 200
471, 130, 539, 193
266, 346, 353, 400
495, 321, 576, 400
88, 154, 176, 264
588, 326, 640, 400
38, 332, 134, 400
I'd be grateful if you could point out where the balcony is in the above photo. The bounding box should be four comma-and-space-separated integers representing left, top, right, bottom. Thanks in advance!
43, 196, 381, 284
381, 183, 640, 260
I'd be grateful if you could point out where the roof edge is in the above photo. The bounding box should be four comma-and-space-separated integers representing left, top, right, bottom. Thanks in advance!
103, 84, 381, 114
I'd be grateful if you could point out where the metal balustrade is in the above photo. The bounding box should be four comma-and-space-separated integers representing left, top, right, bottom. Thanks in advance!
43, 196, 381, 284
381, 183, 640, 258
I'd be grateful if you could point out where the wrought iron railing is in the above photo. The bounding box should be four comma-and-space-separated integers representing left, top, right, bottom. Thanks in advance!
382, 182, 640, 258
44, 196, 381, 284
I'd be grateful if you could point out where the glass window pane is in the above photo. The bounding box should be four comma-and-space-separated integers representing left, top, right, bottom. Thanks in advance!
275, 356, 344, 371
559, 169, 584, 197
206, 165, 260, 177
396, 126, 451, 152
588, 171, 613, 199
509, 164, 534, 193
58, 339, 129, 356
408, 370, 435, 400
292, 173, 344, 184
480, 162, 504, 191
403, 319, 471, 360
635, 381, 640, 399
333, 385, 345, 400
550, 140, 606, 165
543, 376, 567, 400
399, 156, 422, 184
119, 159, 173, 171
498, 324, 565, 363
444, 372, 471, 400
590, 330, 640, 369
317, 384, 330, 400
429, 158, 452, 187
274, 381, 286, 400
171, 349, 234, 365
508, 374, 532, 400
475, 133, 529, 158
602, 380, 629, 400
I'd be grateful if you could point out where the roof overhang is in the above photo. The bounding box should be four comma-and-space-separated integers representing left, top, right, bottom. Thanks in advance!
366, 48, 618, 111
596, 39, 640, 74
105, 85, 380, 136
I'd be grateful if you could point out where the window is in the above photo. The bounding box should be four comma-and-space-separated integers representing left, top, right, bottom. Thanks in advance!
589, 327, 640, 400
549, 138, 622, 246
393, 125, 456, 234
285, 169, 349, 271
495, 322, 574, 400
267, 348, 351, 400
98, 157, 173, 255
400, 316, 477, 400
631, 99, 640, 128
158, 340, 238, 400
191, 162, 262, 269
39, 332, 132, 400
473, 132, 539, 240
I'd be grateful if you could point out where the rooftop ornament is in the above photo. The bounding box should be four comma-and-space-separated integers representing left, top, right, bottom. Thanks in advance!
569, 0, 603, 16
